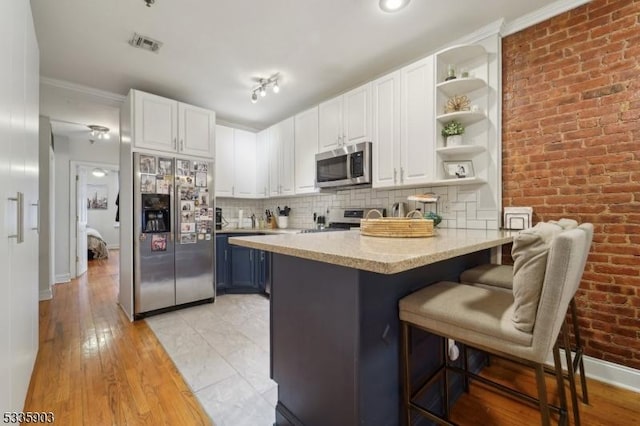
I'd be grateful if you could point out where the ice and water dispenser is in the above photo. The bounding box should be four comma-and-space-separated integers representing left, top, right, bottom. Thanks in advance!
142, 194, 170, 233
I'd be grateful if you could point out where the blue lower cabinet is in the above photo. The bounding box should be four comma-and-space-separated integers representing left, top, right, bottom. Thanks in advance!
215, 235, 229, 291
216, 233, 269, 295
255, 250, 269, 293
230, 245, 258, 290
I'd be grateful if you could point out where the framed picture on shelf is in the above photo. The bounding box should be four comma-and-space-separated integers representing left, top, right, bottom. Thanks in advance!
443, 160, 474, 179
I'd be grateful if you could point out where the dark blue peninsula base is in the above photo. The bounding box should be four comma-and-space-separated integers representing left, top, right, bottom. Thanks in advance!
270, 250, 491, 426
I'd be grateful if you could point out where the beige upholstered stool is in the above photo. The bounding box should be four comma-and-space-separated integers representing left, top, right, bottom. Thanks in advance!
399, 227, 590, 426
460, 223, 593, 425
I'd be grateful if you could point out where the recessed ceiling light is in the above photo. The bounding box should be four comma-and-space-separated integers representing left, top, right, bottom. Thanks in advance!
379, 0, 410, 13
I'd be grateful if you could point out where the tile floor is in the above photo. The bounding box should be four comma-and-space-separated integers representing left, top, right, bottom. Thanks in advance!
145, 294, 276, 426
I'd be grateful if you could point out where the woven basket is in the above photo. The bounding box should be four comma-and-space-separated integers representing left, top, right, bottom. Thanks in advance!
360, 210, 435, 238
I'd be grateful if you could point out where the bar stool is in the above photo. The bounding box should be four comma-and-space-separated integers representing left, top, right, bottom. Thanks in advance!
399, 226, 591, 426
460, 223, 593, 425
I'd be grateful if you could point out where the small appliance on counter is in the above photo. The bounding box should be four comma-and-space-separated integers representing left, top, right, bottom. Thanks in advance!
391, 202, 406, 218
301, 207, 386, 233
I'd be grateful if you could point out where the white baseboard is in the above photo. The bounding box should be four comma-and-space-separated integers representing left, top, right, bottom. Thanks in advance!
546, 349, 640, 393
55, 274, 71, 284
39, 288, 53, 301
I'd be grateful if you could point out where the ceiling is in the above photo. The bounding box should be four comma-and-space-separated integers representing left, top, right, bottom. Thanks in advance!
32, 0, 569, 132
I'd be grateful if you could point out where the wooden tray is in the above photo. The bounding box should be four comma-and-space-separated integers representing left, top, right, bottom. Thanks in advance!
360, 210, 435, 238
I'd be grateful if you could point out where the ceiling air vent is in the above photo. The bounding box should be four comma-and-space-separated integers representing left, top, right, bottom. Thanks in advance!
128, 33, 163, 53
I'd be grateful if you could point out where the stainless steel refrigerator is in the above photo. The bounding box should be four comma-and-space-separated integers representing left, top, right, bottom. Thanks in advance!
133, 152, 214, 317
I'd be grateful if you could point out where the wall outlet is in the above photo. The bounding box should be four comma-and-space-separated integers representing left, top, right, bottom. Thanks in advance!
440, 200, 450, 214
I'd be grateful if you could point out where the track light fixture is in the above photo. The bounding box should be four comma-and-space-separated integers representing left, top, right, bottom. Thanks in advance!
88, 125, 110, 141
250, 74, 280, 104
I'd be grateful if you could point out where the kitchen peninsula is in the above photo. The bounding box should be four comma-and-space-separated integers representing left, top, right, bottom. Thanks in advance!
230, 228, 514, 425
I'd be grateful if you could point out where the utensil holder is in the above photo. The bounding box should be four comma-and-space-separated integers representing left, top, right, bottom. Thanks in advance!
276, 216, 288, 229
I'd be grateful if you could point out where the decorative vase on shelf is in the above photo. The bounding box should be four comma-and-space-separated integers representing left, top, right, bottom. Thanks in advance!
446, 135, 463, 147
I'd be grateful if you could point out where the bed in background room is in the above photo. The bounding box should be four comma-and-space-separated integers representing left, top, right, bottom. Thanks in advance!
87, 227, 109, 260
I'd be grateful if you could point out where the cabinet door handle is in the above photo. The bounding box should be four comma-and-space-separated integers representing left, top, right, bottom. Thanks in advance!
400, 167, 405, 183
173, 137, 177, 150
393, 168, 397, 183
232, 186, 235, 196
7, 192, 24, 243
224, 249, 228, 262
31, 201, 39, 231
250, 251, 253, 262
180, 139, 184, 151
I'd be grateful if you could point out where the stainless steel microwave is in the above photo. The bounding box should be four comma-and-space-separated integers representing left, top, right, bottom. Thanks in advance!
315, 141, 372, 189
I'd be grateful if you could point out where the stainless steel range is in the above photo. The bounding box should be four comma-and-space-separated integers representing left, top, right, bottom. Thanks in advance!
302, 207, 386, 233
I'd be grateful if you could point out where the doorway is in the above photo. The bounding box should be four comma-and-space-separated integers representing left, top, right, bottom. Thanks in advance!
69, 161, 119, 278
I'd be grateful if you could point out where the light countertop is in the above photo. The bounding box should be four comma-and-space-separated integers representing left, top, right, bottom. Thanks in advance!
229, 228, 515, 275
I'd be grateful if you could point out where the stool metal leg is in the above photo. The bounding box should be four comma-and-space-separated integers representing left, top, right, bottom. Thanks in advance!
535, 364, 551, 426
442, 337, 450, 419
570, 298, 589, 404
553, 339, 569, 425
562, 322, 581, 426
401, 321, 412, 426
462, 344, 469, 393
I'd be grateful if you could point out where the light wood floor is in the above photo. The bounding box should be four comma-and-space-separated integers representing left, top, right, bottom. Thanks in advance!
24, 252, 640, 425
24, 252, 212, 425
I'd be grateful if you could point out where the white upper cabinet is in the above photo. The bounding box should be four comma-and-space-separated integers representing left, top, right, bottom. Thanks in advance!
132, 89, 215, 158
372, 71, 401, 188
269, 118, 295, 197
318, 83, 371, 151
279, 117, 296, 196
318, 96, 342, 151
400, 55, 435, 186
373, 58, 436, 188
255, 128, 270, 198
215, 125, 235, 197
233, 129, 257, 198
343, 83, 371, 145
178, 103, 216, 158
294, 106, 319, 194
268, 124, 281, 197
133, 91, 178, 152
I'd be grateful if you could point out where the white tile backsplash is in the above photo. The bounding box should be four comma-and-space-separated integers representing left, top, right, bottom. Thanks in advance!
216, 183, 499, 230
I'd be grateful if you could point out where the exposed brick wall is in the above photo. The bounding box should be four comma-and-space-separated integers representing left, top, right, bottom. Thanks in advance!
502, 0, 640, 369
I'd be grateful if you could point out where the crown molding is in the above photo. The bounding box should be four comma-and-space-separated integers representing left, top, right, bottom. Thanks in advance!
502, 0, 591, 36
451, 18, 505, 46
40, 77, 126, 103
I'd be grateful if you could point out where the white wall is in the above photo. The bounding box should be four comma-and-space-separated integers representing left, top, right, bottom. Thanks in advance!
38, 116, 53, 299
53, 135, 119, 281
53, 136, 70, 282
85, 167, 119, 248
